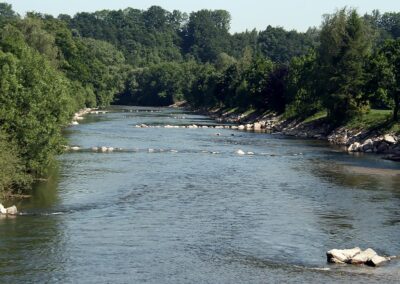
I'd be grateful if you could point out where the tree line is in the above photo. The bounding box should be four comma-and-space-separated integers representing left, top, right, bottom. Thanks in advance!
1, 3, 400, 195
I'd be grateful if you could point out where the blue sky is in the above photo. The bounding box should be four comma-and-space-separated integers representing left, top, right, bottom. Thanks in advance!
3, 0, 400, 33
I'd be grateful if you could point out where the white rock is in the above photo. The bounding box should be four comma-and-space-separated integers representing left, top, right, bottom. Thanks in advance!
327, 247, 361, 263
362, 139, 374, 151
366, 255, 389, 267
70, 146, 80, 151
100, 146, 108, 152
215, 126, 224, 129
348, 142, 361, 152
91, 147, 99, 152
254, 122, 262, 131
107, 147, 114, 152
238, 125, 245, 130
6, 206, 18, 215
71, 121, 79, 126
247, 152, 255, 155
245, 124, 254, 130
384, 134, 396, 144
0, 204, 6, 214
236, 149, 246, 155
350, 248, 377, 264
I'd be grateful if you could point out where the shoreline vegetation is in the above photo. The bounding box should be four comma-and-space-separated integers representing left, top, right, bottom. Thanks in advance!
1, 3, 400, 198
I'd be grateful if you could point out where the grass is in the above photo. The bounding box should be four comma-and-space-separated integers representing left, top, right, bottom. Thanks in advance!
303, 110, 328, 124
296, 108, 399, 134
344, 109, 400, 133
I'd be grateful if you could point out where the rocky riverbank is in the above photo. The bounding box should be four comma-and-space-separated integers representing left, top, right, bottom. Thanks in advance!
201, 107, 400, 161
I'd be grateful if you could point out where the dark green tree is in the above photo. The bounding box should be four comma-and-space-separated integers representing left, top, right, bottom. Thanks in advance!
369, 39, 400, 121
317, 9, 372, 123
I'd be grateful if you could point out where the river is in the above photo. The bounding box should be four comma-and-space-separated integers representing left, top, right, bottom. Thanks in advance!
1, 106, 400, 283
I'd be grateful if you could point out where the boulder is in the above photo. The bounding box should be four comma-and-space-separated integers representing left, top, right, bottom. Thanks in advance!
362, 139, 374, 151
384, 134, 396, 144
253, 122, 262, 131
348, 142, 361, 152
327, 247, 361, 264
245, 124, 254, 130
327, 247, 391, 267
350, 248, 377, 264
238, 125, 245, 130
0, 204, 18, 215
236, 149, 246, 155
6, 206, 18, 215
366, 255, 390, 267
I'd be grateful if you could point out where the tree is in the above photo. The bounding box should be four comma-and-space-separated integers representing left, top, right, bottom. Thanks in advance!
0, 3, 18, 27
258, 26, 317, 63
183, 9, 231, 62
286, 51, 321, 118
369, 39, 400, 121
317, 9, 372, 123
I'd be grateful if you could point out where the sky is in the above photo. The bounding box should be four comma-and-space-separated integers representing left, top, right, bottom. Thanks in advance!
3, 0, 400, 33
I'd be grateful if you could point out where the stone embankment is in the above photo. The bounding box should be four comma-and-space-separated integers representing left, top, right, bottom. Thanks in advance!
200, 108, 400, 161
69, 108, 108, 126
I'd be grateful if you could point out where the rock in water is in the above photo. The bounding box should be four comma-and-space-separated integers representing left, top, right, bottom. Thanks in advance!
254, 122, 262, 131
6, 206, 18, 215
350, 248, 377, 264
327, 247, 361, 264
236, 149, 246, 155
0, 204, 6, 214
327, 247, 391, 267
366, 255, 390, 267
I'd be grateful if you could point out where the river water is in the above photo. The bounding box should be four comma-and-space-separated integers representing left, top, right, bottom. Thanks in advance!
1, 106, 400, 283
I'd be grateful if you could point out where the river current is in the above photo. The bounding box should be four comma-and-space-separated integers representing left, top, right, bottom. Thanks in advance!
1, 106, 400, 283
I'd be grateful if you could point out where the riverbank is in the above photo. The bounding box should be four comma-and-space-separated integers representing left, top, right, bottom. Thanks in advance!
200, 107, 400, 161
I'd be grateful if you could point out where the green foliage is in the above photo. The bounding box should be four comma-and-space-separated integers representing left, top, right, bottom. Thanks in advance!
119, 61, 201, 106
0, 131, 32, 197
317, 9, 372, 124
0, 2, 17, 27
67, 6, 183, 66
285, 51, 322, 118
369, 39, 400, 121
258, 26, 317, 63
183, 9, 232, 62
0, 34, 73, 175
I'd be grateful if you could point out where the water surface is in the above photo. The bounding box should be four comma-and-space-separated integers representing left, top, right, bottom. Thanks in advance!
1, 106, 400, 283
